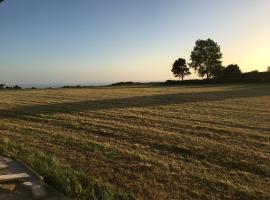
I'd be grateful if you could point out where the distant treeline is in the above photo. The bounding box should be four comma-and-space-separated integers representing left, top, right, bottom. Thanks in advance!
170, 38, 270, 84
62, 85, 85, 89
166, 71, 270, 85
0, 84, 22, 90
110, 82, 143, 86
62, 85, 99, 89
62, 82, 150, 88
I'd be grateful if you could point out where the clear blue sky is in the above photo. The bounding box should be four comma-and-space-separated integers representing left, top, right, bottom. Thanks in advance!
1, 0, 270, 85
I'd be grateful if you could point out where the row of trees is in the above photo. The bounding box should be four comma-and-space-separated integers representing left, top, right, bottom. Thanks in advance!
171, 38, 269, 81
0, 84, 22, 90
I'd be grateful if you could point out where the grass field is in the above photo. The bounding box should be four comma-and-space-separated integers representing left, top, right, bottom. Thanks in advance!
0, 84, 270, 199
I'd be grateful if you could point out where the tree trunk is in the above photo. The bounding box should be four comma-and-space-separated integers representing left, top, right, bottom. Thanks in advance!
181, 76, 184, 81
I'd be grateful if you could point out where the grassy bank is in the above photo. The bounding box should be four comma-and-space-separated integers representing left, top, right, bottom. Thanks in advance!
0, 84, 269, 199
0, 138, 133, 200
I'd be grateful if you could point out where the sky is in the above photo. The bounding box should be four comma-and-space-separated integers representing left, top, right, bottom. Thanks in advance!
0, 0, 270, 86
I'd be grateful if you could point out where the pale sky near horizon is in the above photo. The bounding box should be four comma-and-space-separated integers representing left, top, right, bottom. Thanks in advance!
0, 0, 270, 85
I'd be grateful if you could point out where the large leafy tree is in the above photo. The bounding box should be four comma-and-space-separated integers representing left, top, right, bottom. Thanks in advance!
171, 58, 191, 80
190, 39, 223, 79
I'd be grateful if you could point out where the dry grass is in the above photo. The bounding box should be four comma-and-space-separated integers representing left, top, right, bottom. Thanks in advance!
0, 84, 270, 199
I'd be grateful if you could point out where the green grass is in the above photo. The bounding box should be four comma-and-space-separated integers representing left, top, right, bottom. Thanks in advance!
0, 84, 270, 199
0, 138, 133, 200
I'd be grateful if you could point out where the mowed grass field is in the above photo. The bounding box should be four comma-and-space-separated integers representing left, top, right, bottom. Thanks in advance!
0, 84, 270, 199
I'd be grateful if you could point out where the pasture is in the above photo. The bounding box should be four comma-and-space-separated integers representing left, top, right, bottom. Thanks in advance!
0, 84, 269, 199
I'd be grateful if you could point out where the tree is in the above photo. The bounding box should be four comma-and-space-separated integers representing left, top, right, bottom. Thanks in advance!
190, 38, 223, 79
223, 64, 242, 79
267, 66, 270, 72
13, 85, 22, 90
171, 58, 191, 80
212, 65, 225, 79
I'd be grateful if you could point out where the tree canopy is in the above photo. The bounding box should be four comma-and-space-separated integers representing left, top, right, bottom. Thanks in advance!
171, 58, 191, 80
190, 39, 223, 79
224, 64, 242, 79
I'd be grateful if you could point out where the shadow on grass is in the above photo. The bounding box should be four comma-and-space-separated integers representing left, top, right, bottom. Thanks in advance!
1, 85, 270, 118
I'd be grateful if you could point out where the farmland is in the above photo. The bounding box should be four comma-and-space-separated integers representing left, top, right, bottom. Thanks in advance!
0, 84, 270, 199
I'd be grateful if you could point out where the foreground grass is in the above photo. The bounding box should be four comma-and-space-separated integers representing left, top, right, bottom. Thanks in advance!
0, 84, 270, 199
0, 137, 134, 200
